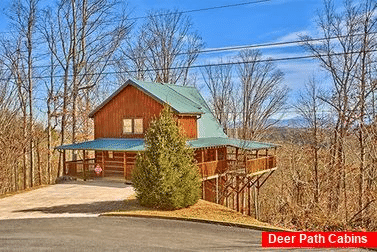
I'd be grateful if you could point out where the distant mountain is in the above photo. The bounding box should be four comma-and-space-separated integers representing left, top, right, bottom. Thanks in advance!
268, 116, 307, 128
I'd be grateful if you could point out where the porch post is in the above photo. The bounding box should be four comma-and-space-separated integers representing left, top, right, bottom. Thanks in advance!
216, 176, 219, 204
83, 150, 86, 180
265, 149, 268, 169
63, 150, 66, 175
123, 152, 127, 180
101, 151, 105, 177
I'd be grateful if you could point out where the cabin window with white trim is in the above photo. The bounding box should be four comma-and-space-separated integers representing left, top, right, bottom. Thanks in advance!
134, 118, 143, 134
123, 119, 132, 134
122, 118, 143, 134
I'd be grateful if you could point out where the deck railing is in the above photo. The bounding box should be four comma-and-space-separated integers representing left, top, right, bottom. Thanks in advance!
198, 156, 276, 177
198, 160, 227, 177
246, 156, 276, 173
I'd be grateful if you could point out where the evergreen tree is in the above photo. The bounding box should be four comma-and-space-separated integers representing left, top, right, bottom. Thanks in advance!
132, 106, 201, 210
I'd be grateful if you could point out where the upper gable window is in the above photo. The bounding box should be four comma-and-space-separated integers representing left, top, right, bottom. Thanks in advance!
123, 118, 143, 134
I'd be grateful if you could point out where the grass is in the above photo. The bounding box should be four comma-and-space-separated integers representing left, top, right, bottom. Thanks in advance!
103, 196, 289, 231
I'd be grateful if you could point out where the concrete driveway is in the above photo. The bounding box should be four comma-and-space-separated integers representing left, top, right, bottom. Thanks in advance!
0, 180, 134, 220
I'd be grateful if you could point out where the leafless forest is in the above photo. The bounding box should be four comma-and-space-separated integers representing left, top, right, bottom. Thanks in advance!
1, 0, 377, 231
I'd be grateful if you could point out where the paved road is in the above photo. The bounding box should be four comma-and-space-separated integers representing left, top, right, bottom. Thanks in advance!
0, 180, 134, 220
0, 182, 371, 251
0, 217, 368, 252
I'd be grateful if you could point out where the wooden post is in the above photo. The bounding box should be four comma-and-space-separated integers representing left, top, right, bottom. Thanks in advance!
101, 151, 105, 177
124, 152, 127, 180
202, 180, 205, 200
266, 149, 269, 169
241, 177, 244, 214
216, 176, 219, 204
236, 175, 239, 212
254, 177, 260, 219
248, 179, 251, 216
256, 150, 259, 158
226, 173, 229, 208
244, 151, 247, 172
83, 150, 86, 180
63, 150, 66, 175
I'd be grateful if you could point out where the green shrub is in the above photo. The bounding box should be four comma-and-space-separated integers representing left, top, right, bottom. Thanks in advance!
132, 106, 201, 210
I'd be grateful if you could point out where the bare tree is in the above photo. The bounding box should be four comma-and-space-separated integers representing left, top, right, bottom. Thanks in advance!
123, 9, 204, 85
201, 59, 233, 132
2, 0, 39, 188
295, 77, 326, 204
301, 0, 377, 224
39, 0, 132, 175
237, 49, 288, 140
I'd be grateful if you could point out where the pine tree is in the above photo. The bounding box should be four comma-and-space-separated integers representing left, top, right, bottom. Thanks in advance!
132, 106, 201, 210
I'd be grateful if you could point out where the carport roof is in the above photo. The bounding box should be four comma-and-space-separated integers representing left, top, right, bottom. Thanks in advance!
56, 137, 277, 152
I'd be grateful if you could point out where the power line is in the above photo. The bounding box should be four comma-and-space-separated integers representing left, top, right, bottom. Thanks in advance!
0, 0, 271, 35
0, 49, 375, 81
3, 31, 375, 71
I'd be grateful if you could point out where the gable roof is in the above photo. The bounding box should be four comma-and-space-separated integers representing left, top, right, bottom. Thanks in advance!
89, 78, 227, 138
89, 78, 204, 118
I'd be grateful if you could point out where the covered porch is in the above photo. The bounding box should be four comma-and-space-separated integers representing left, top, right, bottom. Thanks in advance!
56, 137, 278, 181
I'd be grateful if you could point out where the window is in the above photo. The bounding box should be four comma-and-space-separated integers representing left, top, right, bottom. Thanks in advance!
123, 119, 132, 134
122, 118, 143, 134
108, 151, 113, 159
134, 118, 143, 134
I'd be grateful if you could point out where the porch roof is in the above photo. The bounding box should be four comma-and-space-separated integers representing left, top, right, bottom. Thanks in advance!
56, 137, 277, 152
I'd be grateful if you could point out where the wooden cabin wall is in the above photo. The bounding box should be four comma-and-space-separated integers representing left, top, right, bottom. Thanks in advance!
93, 85, 198, 139
177, 115, 197, 139
94, 85, 164, 139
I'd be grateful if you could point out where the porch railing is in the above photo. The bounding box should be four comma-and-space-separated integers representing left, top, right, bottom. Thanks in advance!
246, 156, 276, 173
198, 160, 227, 177
65, 158, 96, 178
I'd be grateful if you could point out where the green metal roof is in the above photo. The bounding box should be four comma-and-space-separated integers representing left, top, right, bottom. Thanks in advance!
188, 137, 277, 150
56, 137, 276, 152
89, 79, 204, 117
162, 83, 227, 138
88, 79, 227, 138
56, 138, 145, 152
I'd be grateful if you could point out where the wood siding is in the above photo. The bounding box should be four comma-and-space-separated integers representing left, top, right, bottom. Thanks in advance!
94, 85, 164, 139
93, 85, 198, 139
177, 115, 197, 139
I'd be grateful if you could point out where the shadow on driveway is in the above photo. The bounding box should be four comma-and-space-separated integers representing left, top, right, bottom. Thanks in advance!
14, 200, 127, 215
61, 179, 131, 189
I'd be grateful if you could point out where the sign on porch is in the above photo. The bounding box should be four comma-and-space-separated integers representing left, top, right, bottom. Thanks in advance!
94, 164, 102, 175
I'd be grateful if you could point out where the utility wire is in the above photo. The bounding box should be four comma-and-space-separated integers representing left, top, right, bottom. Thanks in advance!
0, 0, 271, 34
1, 49, 375, 81
2, 31, 375, 71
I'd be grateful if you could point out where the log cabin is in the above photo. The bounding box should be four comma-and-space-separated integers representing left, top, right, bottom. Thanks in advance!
56, 78, 277, 184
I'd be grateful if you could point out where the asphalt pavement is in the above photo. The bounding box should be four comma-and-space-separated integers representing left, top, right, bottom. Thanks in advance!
0, 217, 368, 252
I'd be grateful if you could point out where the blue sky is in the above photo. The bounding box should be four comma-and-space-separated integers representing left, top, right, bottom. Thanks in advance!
0, 0, 344, 118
